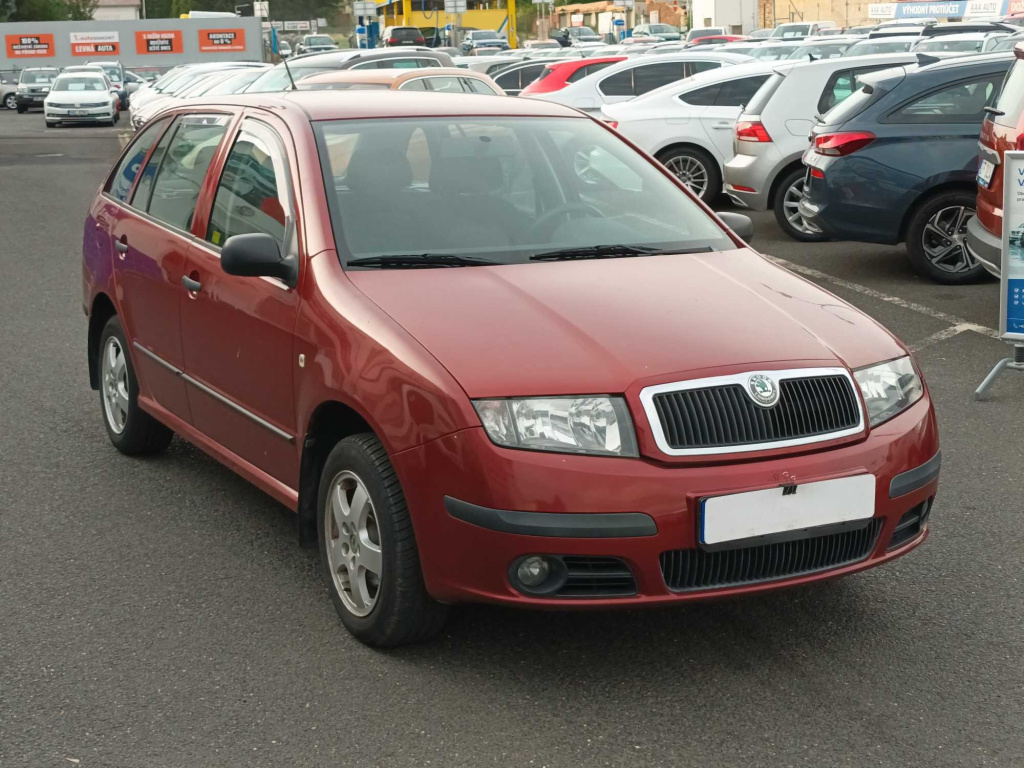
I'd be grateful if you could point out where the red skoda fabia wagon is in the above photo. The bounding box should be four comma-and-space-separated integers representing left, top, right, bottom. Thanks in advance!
83, 92, 940, 647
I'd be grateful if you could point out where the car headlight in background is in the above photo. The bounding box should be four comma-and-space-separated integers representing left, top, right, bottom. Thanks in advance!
473, 396, 639, 457
854, 356, 923, 427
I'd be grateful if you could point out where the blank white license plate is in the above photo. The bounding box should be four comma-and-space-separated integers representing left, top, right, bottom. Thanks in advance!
70, 109, 89, 116
700, 474, 876, 546
978, 159, 995, 188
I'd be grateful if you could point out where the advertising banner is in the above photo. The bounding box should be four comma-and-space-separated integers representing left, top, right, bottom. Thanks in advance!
70, 31, 120, 56
895, 1, 967, 18
135, 30, 183, 54
5, 33, 55, 58
1001, 152, 1024, 340
198, 28, 246, 52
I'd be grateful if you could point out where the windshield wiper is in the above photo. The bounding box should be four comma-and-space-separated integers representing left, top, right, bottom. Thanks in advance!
346, 254, 497, 269
529, 244, 711, 262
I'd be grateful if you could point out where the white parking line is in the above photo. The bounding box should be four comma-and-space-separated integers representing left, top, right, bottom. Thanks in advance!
766, 256, 1000, 351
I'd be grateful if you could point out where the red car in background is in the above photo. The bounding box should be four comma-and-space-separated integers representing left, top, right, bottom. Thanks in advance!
688, 35, 749, 47
519, 56, 626, 97
83, 91, 940, 647
968, 43, 1024, 276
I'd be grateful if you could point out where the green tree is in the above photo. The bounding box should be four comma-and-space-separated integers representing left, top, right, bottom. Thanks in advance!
8, 0, 69, 20
64, 0, 97, 19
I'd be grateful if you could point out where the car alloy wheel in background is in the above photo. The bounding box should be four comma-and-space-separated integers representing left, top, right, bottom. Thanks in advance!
4, 93, 15, 110
906, 190, 985, 285
657, 146, 719, 202
775, 169, 826, 243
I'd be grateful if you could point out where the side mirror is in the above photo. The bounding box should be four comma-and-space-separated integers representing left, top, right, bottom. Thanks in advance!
716, 211, 754, 244
221, 233, 298, 287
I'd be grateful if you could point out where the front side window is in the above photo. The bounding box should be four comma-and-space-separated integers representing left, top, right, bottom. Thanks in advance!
315, 116, 734, 265
888, 74, 1003, 124
106, 118, 168, 202
207, 122, 290, 250
139, 115, 231, 231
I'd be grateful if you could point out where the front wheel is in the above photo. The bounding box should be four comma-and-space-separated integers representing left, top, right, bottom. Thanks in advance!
317, 434, 447, 647
4, 93, 16, 110
657, 146, 720, 203
773, 168, 827, 242
905, 190, 987, 284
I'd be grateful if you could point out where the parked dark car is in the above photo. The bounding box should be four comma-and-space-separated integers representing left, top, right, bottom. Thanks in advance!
460, 29, 510, 54
799, 52, 1013, 284
550, 26, 602, 47
967, 43, 1024, 276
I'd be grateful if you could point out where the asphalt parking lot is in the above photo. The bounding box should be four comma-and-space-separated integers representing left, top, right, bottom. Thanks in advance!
2, 109, 1023, 768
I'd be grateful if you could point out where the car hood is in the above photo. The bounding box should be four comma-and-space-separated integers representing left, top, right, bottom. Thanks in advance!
45, 91, 109, 105
347, 248, 905, 397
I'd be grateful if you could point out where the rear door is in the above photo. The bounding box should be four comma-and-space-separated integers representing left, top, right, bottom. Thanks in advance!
179, 114, 303, 488
700, 74, 771, 161
107, 114, 233, 423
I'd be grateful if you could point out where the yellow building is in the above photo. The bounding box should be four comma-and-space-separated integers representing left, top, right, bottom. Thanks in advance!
376, 0, 519, 47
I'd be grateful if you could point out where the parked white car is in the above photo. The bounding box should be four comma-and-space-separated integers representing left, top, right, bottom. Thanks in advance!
912, 32, 1009, 53
522, 52, 753, 115
44, 71, 119, 127
601, 60, 779, 201
723, 52, 931, 240
842, 36, 921, 56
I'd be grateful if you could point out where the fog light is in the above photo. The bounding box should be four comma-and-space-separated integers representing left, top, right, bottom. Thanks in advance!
517, 556, 550, 587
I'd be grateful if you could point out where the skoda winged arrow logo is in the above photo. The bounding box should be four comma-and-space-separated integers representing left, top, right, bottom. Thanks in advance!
746, 373, 780, 408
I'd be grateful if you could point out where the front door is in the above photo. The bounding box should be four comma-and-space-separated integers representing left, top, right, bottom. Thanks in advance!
179, 117, 302, 488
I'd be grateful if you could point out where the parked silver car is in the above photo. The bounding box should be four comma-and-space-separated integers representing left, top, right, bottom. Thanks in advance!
723, 52, 931, 240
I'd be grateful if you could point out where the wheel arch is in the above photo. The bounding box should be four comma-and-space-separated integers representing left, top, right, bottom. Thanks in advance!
297, 399, 375, 548
898, 180, 977, 244
88, 293, 118, 390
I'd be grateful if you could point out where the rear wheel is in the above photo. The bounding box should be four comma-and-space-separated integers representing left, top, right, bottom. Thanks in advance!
97, 315, 173, 455
905, 190, 986, 284
4, 93, 16, 110
773, 167, 827, 242
657, 146, 720, 203
317, 434, 447, 647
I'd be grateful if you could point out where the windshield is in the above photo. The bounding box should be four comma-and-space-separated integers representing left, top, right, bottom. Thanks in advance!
571, 27, 597, 36
52, 76, 107, 92
474, 30, 499, 39
844, 40, 913, 55
754, 44, 800, 60
204, 68, 268, 95
95, 63, 122, 82
687, 28, 724, 40
307, 35, 335, 46
20, 70, 57, 84
914, 38, 983, 52
650, 25, 676, 33
772, 24, 811, 38
316, 116, 734, 266
993, 36, 1024, 51
788, 42, 849, 59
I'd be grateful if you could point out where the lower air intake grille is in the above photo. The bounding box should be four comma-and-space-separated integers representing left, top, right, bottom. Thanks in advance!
557, 556, 636, 597
888, 500, 930, 550
660, 519, 883, 592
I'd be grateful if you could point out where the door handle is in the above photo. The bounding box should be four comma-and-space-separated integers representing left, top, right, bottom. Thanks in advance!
711, 122, 732, 129
182, 275, 202, 293
114, 238, 128, 254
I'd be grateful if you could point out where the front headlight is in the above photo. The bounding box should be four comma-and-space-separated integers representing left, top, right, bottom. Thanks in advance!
854, 356, 923, 427
473, 396, 639, 457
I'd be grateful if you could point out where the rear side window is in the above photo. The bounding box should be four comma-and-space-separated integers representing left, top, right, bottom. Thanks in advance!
494, 68, 521, 89
567, 61, 614, 83
993, 60, 1024, 128
598, 68, 634, 96
139, 115, 230, 231
817, 65, 896, 115
686, 61, 721, 77
207, 122, 289, 251
632, 62, 685, 95
821, 84, 878, 125
887, 74, 1003, 124
463, 77, 496, 94
679, 82, 720, 106
715, 75, 770, 106
106, 118, 167, 202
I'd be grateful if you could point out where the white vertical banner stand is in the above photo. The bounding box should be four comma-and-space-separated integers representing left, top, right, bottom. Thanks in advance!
975, 149, 1024, 400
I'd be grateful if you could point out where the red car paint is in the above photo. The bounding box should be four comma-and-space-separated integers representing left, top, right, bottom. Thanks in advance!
519, 56, 625, 96
688, 35, 748, 46
83, 91, 939, 609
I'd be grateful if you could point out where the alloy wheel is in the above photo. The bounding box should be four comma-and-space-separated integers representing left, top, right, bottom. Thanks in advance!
325, 470, 383, 617
101, 336, 129, 434
922, 205, 976, 274
4, 94, 16, 110
782, 178, 822, 235
664, 155, 709, 198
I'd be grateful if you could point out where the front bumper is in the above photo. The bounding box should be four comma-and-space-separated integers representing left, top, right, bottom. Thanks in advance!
966, 213, 1002, 278
393, 395, 940, 607
15, 93, 46, 109
45, 104, 114, 123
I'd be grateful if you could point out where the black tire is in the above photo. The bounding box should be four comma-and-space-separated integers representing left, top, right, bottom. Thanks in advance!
16, 105, 26, 114
905, 189, 987, 285
97, 315, 173, 455
773, 167, 827, 243
657, 145, 721, 203
45, 121, 58, 128
317, 434, 447, 648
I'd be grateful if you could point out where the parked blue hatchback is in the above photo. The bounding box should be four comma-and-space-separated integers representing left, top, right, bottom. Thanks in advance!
799, 52, 1013, 284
